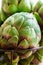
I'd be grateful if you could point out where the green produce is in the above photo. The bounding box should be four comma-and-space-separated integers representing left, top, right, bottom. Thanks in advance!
0, 12, 41, 65
2, 0, 18, 14
18, 0, 31, 12
0, 12, 41, 49
0, 0, 43, 65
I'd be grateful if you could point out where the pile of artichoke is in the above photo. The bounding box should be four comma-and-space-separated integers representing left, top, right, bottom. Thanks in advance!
0, 0, 43, 65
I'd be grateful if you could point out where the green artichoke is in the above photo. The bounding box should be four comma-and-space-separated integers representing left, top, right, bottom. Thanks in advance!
0, 12, 41, 49
0, 13, 41, 65
0, 0, 43, 65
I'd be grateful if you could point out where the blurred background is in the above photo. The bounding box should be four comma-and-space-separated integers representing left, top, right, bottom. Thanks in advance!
0, 0, 2, 10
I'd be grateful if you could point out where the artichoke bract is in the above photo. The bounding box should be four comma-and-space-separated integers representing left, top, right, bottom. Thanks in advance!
2, 0, 18, 15
0, 10, 8, 25
0, 0, 18, 25
35, 35, 43, 62
32, 57, 43, 65
18, 0, 31, 12
19, 55, 34, 65
0, 12, 41, 49
31, 0, 43, 26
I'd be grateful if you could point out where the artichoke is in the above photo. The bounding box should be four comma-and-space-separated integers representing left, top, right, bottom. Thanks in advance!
0, 0, 43, 65
0, 12, 41, 49
0, 12, 41, 65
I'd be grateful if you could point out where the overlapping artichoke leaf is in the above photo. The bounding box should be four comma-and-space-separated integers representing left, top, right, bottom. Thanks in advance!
19, 51, 32, 59
34, 12, 43, 30
31, 0, 43, 26
0, 10, 8, 26
31, 56, 42, 65
31, 0, 43, 12
2, 0, 18, 14
0, 11, 8, 22
18, 0, 31, 12
2, 25, 19, 48
19, 55, 34, 65
5, 52, 19, 65
35, 35, 43, 62
12, 53, 19, 65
